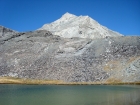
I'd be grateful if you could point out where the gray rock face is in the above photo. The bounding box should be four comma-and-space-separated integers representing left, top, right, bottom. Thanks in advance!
0, 29, 140, 83
0, 26, 17, 38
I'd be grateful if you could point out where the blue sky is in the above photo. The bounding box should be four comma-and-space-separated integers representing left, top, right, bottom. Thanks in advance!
0, 0, 140, 35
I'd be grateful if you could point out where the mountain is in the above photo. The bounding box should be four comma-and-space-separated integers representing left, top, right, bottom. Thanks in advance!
0, 13, 140, 84
38, 12, 123, 39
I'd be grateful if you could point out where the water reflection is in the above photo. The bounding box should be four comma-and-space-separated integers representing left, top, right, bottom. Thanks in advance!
0, 85, 140, 105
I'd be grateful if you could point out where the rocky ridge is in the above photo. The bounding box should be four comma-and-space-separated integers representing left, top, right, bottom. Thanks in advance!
0, 26, 17, 38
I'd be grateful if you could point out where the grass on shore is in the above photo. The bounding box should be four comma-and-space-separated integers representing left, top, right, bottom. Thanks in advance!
0, 77, 64, 85
0, 77, 140, 85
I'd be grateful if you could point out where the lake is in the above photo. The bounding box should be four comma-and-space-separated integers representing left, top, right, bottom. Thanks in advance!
0, 84, 140, 105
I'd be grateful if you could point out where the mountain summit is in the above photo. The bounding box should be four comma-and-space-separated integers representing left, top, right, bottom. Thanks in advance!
38, 13, 123, 38
61, 12, 77, 19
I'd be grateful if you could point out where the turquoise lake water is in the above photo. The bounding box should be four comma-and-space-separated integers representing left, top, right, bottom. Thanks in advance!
0, 85, 140, 105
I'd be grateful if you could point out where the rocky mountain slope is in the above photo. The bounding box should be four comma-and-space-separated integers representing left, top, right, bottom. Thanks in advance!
38, 13, 123, 39
0, 29, 140, 83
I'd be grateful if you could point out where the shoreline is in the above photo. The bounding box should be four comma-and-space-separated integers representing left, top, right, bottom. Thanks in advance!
0, 77, 140, 85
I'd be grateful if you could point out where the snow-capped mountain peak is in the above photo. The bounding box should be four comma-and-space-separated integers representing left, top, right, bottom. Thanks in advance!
38, 13, 123, 38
